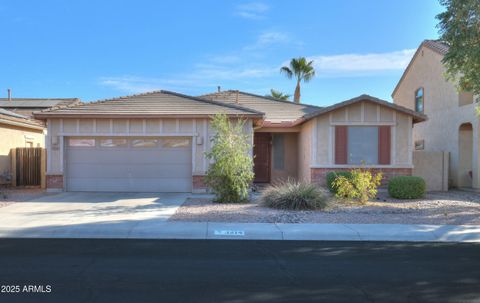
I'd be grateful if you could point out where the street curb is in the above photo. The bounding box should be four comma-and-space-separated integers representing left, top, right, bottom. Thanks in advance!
0, 223, 479, 242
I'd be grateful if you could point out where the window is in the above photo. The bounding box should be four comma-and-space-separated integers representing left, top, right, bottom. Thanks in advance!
161, 138, 191, 148
415, 140, 425, 150
69, 138, 95, 147
131, 139, 158, 148
272, 134, 284, 169
347, 127, 378, 165
415, 88, 424, 112
100, 139, 128, 147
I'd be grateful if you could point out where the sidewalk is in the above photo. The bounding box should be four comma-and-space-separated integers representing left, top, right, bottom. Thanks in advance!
1, 222, 479, 242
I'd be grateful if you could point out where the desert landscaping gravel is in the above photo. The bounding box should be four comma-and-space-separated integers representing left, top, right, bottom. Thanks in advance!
169, 190, 480, 225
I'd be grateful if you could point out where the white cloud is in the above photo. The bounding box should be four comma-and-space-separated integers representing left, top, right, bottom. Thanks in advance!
244, 31, 290, 50
100, 42, 416, 95
308, 49, 416, 76
235, 2, 269, 19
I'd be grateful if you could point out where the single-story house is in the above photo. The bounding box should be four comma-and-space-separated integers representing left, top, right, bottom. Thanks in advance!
0, 109, 45, 184
33, 90, 426, 193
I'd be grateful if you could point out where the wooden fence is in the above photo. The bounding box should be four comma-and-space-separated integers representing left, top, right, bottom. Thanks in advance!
11, 147, 46, 188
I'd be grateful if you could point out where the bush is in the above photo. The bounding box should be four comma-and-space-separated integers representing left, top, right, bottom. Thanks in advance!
205, 114, 254, 203
260, 180, 328, 210
332, 167, 383, 204
388, 176, 426, 199
326, 171, 353, 193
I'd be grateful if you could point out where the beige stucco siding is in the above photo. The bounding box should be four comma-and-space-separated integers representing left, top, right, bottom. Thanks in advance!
393, 45, 479, 188
311, 101, 412, 168
0, 123, 44, 184
46, 118, 254, 178
297, 119, 313, 182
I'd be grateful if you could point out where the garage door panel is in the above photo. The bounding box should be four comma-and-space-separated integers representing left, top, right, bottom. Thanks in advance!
68, 149, 190, 165
67, 163, 192, 178
66, 137, 192, 192
67, 178, 191, 192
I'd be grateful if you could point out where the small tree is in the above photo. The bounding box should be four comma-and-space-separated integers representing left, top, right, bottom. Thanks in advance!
205, 114, 254, 203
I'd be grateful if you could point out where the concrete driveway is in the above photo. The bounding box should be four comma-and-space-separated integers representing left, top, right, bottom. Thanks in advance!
0, 192, 190, 238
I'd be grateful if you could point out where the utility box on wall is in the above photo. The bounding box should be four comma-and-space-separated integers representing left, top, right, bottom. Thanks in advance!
413, 151, 449, 191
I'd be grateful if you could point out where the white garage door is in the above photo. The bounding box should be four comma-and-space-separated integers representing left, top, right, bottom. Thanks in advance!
66, 137, 192, 192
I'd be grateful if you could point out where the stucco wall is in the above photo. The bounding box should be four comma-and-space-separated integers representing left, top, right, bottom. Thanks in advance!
413, 151, 449, 191
297, 119, 313, 182
46, 118, 254, 180
312, 101, 413, 168
0, 123, 44, 184
393, 45, 479, 188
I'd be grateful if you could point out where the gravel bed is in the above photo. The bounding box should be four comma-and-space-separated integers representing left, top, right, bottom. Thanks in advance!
0, 188, 52, 208
169, 190, 480, 225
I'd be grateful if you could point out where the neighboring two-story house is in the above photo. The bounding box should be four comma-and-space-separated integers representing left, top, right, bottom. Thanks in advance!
392, 40, 478, 189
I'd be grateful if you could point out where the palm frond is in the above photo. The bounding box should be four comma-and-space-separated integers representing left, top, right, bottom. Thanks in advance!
280, 66, 293, 79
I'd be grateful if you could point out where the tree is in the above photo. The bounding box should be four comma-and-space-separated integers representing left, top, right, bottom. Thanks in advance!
205, 114, 254, 203
267, 89, 291, 101
437, 0, 480, 96
280, 57, 315, 103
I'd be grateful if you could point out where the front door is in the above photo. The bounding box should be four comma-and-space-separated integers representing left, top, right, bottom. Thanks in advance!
253, 133, 271, 183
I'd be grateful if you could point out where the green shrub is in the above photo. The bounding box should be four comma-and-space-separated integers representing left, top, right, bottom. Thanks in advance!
261, 180, 328, 210
388, 176, 426, 199
332, 167, 383, 204
205, 114, 254, 203
326, 171, 353, 192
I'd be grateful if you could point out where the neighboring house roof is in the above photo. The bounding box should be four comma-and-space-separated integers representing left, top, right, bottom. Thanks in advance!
392, 39, 449, 97
0, 98, 80, 108
303, 94, 427, 124
0, 108, 45, 130
199, 90, 321, 127
33, 90, 264, 119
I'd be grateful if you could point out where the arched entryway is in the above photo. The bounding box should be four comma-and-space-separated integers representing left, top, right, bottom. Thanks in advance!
458, 123, 473, 188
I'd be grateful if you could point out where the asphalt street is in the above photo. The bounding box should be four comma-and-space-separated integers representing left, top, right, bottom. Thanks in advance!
0, 239, 479, 303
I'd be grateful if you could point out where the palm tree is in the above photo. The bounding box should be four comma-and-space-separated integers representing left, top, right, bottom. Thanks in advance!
280, 57, 315, 103
267, 89, 291, 101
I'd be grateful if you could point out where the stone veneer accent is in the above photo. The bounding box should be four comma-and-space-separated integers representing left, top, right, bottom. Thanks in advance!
311, 167, 413, 186
193, 175, 207, 191
46, 175, 64, 189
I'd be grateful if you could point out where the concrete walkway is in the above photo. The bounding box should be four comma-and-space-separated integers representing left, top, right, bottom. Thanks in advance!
1, 221, 479, 242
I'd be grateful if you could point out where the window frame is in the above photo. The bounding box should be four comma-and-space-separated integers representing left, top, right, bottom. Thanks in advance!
415, 87, 424, 113
99, 138, 128, 148
272, 134, 285, 170
346, 126, 379, 165
68, 138, 96, 148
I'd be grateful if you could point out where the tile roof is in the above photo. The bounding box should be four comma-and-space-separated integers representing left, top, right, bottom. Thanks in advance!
199, 90, 321, 126
33, 90, 263, 119
423, 39, 449, 55
0, 98, 80, 108
303, 94, 427, 124
392, 39, 449, 97
0, 108, 45, 129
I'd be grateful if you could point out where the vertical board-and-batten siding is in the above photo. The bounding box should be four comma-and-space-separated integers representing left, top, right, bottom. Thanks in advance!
312, 101, 412, 168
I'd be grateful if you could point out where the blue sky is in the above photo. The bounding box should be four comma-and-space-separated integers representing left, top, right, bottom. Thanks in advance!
0, 1, 444, 106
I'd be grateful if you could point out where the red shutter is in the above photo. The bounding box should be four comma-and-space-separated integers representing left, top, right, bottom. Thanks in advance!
335, 126, 348, 164
378, 126, 391, 165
